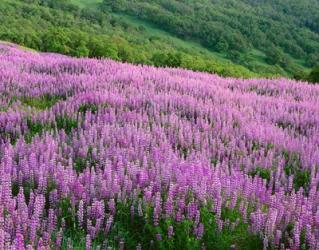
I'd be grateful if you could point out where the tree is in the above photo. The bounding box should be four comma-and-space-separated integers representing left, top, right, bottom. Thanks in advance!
151, 52, 168, 67
309, 65, 319, 84
74, 43, 89, 57
42, 28, 71, 54
265, 47, 285, 65
227, 50, 242, 63
70, 31, 89, 57
306, 53, 319, 67
117, 44, 133, 62
102, 0, 127, 12
292, 69, 308, 81
88, 38, 118, 59
215, 38, 229, 52
165, 52, 182, 68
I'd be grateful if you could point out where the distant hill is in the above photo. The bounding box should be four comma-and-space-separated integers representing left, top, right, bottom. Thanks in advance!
100, 0, 319, 77
0, 0, 318, 79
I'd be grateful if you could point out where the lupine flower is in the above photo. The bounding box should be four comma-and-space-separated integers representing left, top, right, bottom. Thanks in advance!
168, 225, 174, 238
86, 234, 91, 250
196, 223, 204, 239
156, 233, 162, 241
263, 236, 269, 250
0, 43, 319, 249
78, 200, 84, 228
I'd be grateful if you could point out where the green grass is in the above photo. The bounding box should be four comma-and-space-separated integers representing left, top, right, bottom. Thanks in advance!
20, 94, 65, 110
68, 2, 268, 77
55, 199, 263, 249
248, 167, 271, 182
78, 103, 98, 114
70, 0, 102, 8
92, 6, 310, 77
113, 13, 242, 63
113, 14, 262, 77
111, 5, 314, 78
282, 151, 311, 192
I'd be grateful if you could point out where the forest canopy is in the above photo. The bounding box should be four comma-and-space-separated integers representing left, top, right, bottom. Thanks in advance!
0, 0, 318, 81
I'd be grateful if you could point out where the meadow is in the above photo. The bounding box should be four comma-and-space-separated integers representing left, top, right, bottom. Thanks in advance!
0, 43, 319, 249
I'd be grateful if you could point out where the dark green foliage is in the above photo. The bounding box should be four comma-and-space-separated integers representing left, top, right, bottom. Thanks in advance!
306, 53, 319, 67
249, 167, 271, 182
78, 103, 98, 114
1, 0, 315, 79
24, 115, 78, 143
265, 47, 286, 66
153, 51, 183, 68
21, 94, 65, 110
176, 143, 188, 159
8, 96, 18, 106
57, 198, 76, 228
42, 28, 71, 55
293, 69, 309, 81
283, 151, 311, 192
74, 157, 87, 173
0, 130, 19, 145
11, 181, 37, 204
210, 157, 218, 166
294, 170, 311, 191
165, 52, 183, 68
54, 199, 263, 249
252, 141, 261, 151
201, 207, 263, 250
101, 0, 319, 78
308, 65, 319, 83
55, 116, 78, 134
25, 117, 56, 143
74, 147, 98, 173
25, 119, 45, 143
227, 50, 242, 63
56, 198, 87, 249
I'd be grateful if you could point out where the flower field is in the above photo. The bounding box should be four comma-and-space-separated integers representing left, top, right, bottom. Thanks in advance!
0, 43, 319, 249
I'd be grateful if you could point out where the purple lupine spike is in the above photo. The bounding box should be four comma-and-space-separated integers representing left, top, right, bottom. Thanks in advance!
55, 230, 62, 249
86, 234, 91, 250
263, 236, 269, 250
105, 216, 113, 235
130, 204, 135, 222
76, 200, 82, 226
138, 199, 143, 217
156, 233, 162, 241
196, 223, 204, 240
0, 229, 5, 250
168, 225, 174, 238
275, 230, 282, 246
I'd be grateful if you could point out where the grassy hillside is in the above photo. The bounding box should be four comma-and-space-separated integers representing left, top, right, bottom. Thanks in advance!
99, 0, 319, 78
0, 0, 266, 78
72, 0, 298, 77
70, 0, 101, 9
0, 0, 317, 80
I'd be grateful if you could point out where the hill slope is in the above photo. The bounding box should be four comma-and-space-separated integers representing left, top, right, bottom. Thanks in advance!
0, 0, 260, 78
1, 43, 319, 249
1, 0, 318, 79
100, 0, 319, 77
